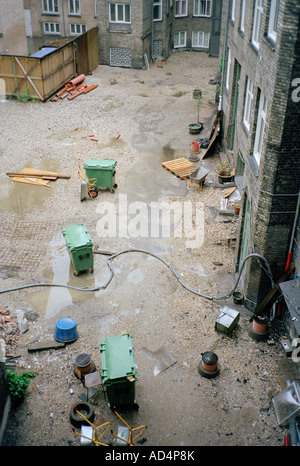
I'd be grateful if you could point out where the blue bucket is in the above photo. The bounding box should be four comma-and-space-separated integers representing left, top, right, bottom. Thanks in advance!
55, 318, 78, 343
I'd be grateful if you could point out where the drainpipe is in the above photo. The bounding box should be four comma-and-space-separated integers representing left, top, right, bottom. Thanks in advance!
151, 0, 154, 62
285, 190, 300, 271
61, 0, 66, 38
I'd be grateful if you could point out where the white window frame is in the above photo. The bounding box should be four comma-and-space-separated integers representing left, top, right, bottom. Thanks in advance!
44, 21, 60, 34
252, 0, 263, 50
153, 0, 162, 21
69, 0, 81, 16
243, 77, 254, 131
109, 3, 131, 24
225, 48, 231, 91
192, 31, 210, 48
174, 31, 187, 48
253, 91, 267, 166
70, 23, 86, 35
193, 0, 212, 17
231, 0, 236, 22
240, 0, 246, 33
42, 0, 59, 14
268, 0, 279, 42
175, 0, 188, 17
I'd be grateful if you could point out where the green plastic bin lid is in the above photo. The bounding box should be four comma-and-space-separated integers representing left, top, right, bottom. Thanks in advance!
84, 159, 117, 170
62, 224, 93, 251
100, 333, 137, 384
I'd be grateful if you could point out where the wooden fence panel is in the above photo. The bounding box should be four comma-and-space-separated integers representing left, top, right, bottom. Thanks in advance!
0, 27, 98, 101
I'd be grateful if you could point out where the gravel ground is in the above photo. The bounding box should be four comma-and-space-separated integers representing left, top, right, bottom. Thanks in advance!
0, 51, 298, 448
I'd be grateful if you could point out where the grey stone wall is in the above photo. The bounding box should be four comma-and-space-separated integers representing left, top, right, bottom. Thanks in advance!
221, 1, 300, 309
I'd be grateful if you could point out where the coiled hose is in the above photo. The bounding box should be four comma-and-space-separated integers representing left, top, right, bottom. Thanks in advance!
0, 249, 273, 301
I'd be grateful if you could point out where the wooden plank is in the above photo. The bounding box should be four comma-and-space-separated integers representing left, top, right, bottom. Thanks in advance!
250, 263, 295, 321
10, 177, 51, 187
7, 168, 70, 179
162, 158, 197, 178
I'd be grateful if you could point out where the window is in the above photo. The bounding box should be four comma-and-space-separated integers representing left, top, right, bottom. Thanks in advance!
70, 23, 86, 35
253, 91, 267, 166
225, 48, 231, 90
243, 77, 254, 131
42, 0, 59, 14
153, 0, 162, 21
175, 0, 188, 17
69, 0, 80, 15
192, 31, 210, 48
252, 0, 263, 49
109, 3, 131, 23
44, 22, 60, 34
268, 0, 279, 42
231, 0, 236, 21
174, 31, 187, 48
240, 0, 246, 32
193, 0, 211, 16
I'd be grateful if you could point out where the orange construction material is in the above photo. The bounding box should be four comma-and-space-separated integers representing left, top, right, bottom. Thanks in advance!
68, 74, 85, 87
68, 90, 84, 100
83, 84, 99, 94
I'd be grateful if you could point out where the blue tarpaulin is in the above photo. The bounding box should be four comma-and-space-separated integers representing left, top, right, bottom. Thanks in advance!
30, 47, 57, 58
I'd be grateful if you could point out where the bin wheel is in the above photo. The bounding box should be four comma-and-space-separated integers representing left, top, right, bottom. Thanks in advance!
89, 189, 98, 198
70, 402, 95, 428
113, 184, 118, 189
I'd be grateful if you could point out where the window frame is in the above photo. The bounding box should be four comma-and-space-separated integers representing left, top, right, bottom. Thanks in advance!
240, 0, 246, 33
252, 0, 263, 50
192, 31, 210, 48
42, 0, 59, 14
243, 77, 254, 131
68, 0, 81, 16
43, 21, 60, 34
174, 31, 187, 48
268, 0, 279, 43
175, 0, 188, 17
225, 48, 231, 91
70, 23, 86, 35
109, 3, 131, 24
193, 0, 212, 17
231, 0, 236, 22
153, 0, 163, 21
253, 91, 267, 166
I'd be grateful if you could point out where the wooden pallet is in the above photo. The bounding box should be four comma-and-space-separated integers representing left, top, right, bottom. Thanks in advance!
162, 158, 197, 178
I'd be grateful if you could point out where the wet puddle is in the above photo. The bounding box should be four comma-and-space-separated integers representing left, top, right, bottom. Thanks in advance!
0, 159, 59, 216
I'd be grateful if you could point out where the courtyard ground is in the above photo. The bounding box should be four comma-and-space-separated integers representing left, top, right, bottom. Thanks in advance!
0, 51, 298, 448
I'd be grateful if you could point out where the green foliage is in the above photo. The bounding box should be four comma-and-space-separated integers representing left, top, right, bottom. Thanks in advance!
215, 161, 231, 175
11, 87, 36, 103
6, 370, 36, 402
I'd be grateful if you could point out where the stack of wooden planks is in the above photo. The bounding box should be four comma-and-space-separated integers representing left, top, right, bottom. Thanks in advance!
6, 168, 70, 188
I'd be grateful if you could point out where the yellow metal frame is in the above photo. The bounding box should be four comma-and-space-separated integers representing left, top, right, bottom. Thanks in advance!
111, 411, 147, 446
181, 176, 206, 191
78, 164, 98, 199
71, 406, 111, 446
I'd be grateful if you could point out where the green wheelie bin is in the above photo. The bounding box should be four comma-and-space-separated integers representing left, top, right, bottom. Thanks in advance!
84, 159, 117, 192
62, 223, 94, 275
100, 333, 138, 409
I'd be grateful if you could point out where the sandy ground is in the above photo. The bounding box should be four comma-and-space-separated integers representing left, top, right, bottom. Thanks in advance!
0, 51, 298, 448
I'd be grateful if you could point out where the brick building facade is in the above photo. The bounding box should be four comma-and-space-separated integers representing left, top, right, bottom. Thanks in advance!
97, 0, 223, 69
220, 1, 300, 312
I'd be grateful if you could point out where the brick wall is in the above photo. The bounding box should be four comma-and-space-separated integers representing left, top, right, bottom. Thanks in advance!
221, 1, 300, 309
